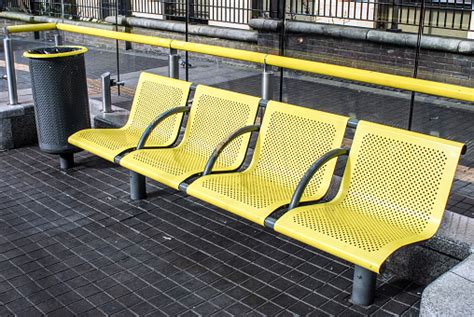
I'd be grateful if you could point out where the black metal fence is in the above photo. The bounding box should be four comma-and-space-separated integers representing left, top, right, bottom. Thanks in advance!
3, 0, 474, 31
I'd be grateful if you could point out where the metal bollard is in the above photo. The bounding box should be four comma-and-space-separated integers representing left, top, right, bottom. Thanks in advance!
168, 49, 179, 79
130, 171, 147, 200
262, 63, 274, 101
54, 33, 63, 46
101, 72, 112, 113
351, 265, 377, 306
3, 36, 18, 105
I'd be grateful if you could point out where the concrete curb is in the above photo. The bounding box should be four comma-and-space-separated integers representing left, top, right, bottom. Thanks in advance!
0, 11, 257, 42
0, 102, 36, 150
104, 16, 258, 42
0, 12, 126, 32
420, 254, 474, 316
250, 18, 474, 55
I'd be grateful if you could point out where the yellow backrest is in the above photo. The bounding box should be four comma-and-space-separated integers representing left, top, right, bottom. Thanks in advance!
251, 101, 349, 199
338, 121, 464, 237
181, 85, 260, 167
125, 72, 192, 143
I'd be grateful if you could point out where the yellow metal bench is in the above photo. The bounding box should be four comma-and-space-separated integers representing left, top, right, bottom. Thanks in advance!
186, 101, 349, 226
68, 72, 192, 163
273, 121, 464, 305
68, 73, 464, 306
119, 85, 261, 198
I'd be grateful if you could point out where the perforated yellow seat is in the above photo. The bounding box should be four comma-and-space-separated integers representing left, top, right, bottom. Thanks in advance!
186, 101, 349, 226
119, 86, 260, 190
275, 121, 464, 273
68, 73, 192, 163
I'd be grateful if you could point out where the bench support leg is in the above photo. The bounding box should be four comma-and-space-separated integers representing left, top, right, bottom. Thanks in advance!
351, 265, 377, 306
59, 153, 74, 170
130, 171, 147, 200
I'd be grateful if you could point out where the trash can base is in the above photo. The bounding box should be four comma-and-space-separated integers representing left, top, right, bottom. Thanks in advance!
59, 153, 74, 170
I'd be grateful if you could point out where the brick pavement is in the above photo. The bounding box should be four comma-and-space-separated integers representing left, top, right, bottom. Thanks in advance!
0, 146, 424, 316
0, 37, 472, 316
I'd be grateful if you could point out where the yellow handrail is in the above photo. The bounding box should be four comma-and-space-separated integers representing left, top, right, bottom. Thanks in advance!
5, 22, 474, 103
56, 23, 172, 48
171, 40, 266, 64
5, 22, 57, 34
266, 55, 474, 102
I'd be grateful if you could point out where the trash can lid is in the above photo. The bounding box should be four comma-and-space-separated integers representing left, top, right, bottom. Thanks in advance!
23, 46, 88, 59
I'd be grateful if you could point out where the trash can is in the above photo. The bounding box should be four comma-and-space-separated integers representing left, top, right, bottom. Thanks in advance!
24, 46, 90, 169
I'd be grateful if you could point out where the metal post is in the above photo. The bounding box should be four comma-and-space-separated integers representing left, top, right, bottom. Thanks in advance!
390, 0, 401, 31
185, 0, 189, 81
61, 0, 65, 20
59, 153, 74, 170
115, 0, 121, 95
130, 171, 147, 200
262, 64, 273, 100
3, 36, 18, 105
54, 33, 63, 46
169, 49, 179, 79
408, 0, 426, 131
351, 265, 377, 306
101, 72, 112, 113
278, 0, 287, 102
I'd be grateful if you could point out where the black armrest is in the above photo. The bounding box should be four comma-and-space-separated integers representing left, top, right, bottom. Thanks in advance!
137, 106, 191, 150
202, 125, 260, 176
288, 148, 349, 210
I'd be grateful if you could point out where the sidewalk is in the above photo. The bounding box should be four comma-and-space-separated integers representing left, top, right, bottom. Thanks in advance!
0, 146, 424, 316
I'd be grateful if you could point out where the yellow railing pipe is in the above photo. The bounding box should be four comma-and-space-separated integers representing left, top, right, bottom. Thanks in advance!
6, 23, 57, 34
171, 40, 266, 64
6, 23, 474, 103
266, 55, 474, 103
56, 23, 172, 48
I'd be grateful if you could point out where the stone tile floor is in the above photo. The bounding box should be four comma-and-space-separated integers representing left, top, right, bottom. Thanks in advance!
0, 147, 423, 316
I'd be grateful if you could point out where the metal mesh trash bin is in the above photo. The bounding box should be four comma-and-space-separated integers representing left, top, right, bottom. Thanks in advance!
24, 46, 90, 169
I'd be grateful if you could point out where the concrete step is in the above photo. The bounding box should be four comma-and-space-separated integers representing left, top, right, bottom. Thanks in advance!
420, 254, 474, 316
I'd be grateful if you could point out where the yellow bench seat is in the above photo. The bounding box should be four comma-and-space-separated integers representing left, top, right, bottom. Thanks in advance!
120, 85, 261, 190
121, 147, 232, 190
68, 73, 192, 163
275, 120, 465, 274
187, 101, 349, 226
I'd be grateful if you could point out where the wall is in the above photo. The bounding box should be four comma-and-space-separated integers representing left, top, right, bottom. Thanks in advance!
258, 31, 474, 87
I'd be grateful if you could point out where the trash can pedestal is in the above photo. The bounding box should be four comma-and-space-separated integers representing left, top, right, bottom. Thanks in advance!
24, 46, 90, 169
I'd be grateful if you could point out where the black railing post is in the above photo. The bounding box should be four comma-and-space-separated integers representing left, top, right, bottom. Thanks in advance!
101, 0, 111, 19
117, 0, 131, 16
375, 0, 390, 29
189, 0, 195, 21
29, 0, 35, 15
278, 0, 286, 102
270, 0, 279, 18
408, 0, 426, 131
252, 0, 263, 18
185, 0, 189, 81
389, 0, 401, 31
